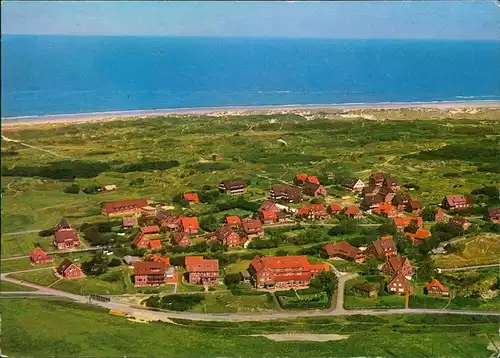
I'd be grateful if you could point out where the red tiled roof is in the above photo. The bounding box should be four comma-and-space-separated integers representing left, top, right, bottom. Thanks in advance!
134, 261, 166, 275
297, 204, 326, 216
251, 256, 309, 272
394, 217, 423, 229
445, 195, 472, 207
306, 176, 320, 184
188, 258, 219, 272
344, 206, 361, 216
102, 199, 148, 215
173, 232, 190, 245
149, 240, 162, 249
384, 256, 411, 273
226, 216, 242, 225
405, 229, 431, 241
261, 210, 278, 220
373, 204, 396, 216
132, 233, 148, 246
370, 236, 397, 256
185, 256, 204, 269
426, 279, 449, 292
323, 242, 361, 260
272, 273, 312, 282
295, 174, 308, 183
258, 201, 280, 212
152, 255, 170, 265
140, 226, 160, 234
328, 203, 342, 212
181, 217, 199, 230
54, 229, 78, 243
30, 247, 48, 260
242, 219, 262, 231
184, 192, 200, 202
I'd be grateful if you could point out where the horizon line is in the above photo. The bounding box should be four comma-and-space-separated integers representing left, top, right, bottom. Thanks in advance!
1, 34, 497, 41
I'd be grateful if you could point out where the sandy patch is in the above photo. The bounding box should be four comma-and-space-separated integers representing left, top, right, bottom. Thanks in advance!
247, 333, 349, 342
340, 113, 375, 120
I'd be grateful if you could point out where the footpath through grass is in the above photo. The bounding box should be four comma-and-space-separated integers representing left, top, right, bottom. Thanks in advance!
2, 298, 499, 357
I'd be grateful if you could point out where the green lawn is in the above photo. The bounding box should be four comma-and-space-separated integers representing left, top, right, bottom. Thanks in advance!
0, 258, 52, 273
2, 298, 499, 357
344, 294, 406, 310
9, 268, 59, 287
224, 260, 251, 274
189, 292, 276, 313
51, 276, 126, 296
0, 279, 38, 292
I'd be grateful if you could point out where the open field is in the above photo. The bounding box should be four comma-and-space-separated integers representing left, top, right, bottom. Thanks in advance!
0, 257, 53, 273
433, 234, 500, 268
0, 279, 38, 292
189, 292, 276, 313
2, 297, 499, 357
10, 268, 59, 287
343, 277, 406, 310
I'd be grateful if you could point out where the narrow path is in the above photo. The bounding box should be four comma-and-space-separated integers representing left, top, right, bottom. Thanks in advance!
2, 275, 500, 322
438, 263, 500, 272
2, 135, 70, 159
2, 229, 42, 236
1, 246, 107, 262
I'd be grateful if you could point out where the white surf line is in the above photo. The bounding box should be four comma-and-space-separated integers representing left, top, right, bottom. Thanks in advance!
2, 135, 71, 159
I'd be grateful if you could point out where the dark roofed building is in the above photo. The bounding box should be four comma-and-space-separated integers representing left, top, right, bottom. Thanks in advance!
269, 185, 303, 203
303, 182, 327, 197
219, 178, 247, 195
442, 195, 473, 211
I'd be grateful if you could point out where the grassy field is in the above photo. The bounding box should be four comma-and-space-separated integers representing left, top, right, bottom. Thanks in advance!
2, 298, 499, 357
433, 234, 500, 268
343, 277, 406, 310
189, 292, 276, 313
224, 259, 251, 274
9, 268, 59, 287
0, 257, 53, 273
0, 279, 38, 292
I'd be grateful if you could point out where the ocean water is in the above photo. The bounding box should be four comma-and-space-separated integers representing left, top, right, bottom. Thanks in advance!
1, 35, 499, 118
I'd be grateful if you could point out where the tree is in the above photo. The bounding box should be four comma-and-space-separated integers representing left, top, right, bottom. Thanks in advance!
415, 255, 434, 281
200, 215, 219, 232
421, 206, 436, 222
275, 249, 289, 256
310, 270, 338, 299
223, 273, 241, 289
329, 218, 359, 236
377, 219, 397, 236
81, 254, 109, 276
395, 235, 413, 256
404, 219, 420, 234
63, 183, 80, 194
107, 257, 122, 267
310, 196, 325, 204
82, 184, 100, 194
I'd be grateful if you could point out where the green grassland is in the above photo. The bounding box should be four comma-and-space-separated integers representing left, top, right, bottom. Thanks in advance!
433, 234, 500, 268
10, 268, 59, 286
1, 298, 499, 357
0, 279, 38, 292
343, 277, 406, 310
188, 292, 276, 313
0, 257, 53, 273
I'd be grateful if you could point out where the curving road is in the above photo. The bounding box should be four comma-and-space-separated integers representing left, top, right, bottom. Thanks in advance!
2, 274, 500, 322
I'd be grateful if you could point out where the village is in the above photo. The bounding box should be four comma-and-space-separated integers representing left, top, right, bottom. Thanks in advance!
17, 170, 500, 313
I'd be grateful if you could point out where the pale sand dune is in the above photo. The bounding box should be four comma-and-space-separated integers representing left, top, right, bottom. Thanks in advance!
246, 333, 349, 342
2, 101, 499, 129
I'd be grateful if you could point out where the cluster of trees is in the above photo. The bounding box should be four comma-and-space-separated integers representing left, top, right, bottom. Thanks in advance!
2, 160, 111, 179
310, 270, 338, 300
63, 183, 80, 194
80, 220, 121, 246
119, 160, 180, 173
191, 162, 232, 172
81, 254, 121, 276
166, 240, 226, 255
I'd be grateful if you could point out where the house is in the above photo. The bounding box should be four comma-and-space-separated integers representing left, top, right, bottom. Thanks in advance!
366, 236, 397, 259
405, 200, 423, 214
360, 195, 384, 210
149, 240, 162, 250
219, 178, 247, 195
362, 185, 379, 198
394, 217, 423, 231
392, 193, 412, 211
344, 205, 363, 218
353, 283, 377, 297
57, 259, 83, 279
226, 216, 242, 228
173, 232, 191, 246
387, 272, 413, 295
405, 229, 431, 246
102, 199, 148, 216
180, 217, 199, 234
104, 184, 117, 191
378, 186, 395, 204
327, 203, 342, 215
426, 279, 450, 296
484, 208, 500, 223
247, 255, 329, 289
435, 208, 446, 222
372, 204, 398, 218
259, 210, 278, 224
123, 255, 141, 265
140, 206, 157, 217
448, 217, 471, 230
215, 225, 241, 248
183, 192, 200, 204
294, 174, 308, 185
369, 172, 387, 187
296, 204, 329, 220
242, 219, 264, 239
381, 256, 413, 277
306, 176, 320, 185
185, 256, 219, 285
29, 247, 53, 265
258, 201, 280, 213
122, 217, 138, 229
152, 255, 170, 265
323, 242, 365, 263
53, 219, 80, 250
140, 225, 161, 237
442, 195, 473, 211
132, 233, 149, 248
303, 182, 327, 197
269, 185, 303, 203
133, 261, 168, 287
342, 178, 365, 192
154, 212, 176, 229
383, 177, 400, 191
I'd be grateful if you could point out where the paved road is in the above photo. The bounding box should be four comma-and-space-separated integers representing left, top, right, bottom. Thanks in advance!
439, 263, 500, 272
3, 274, 500, 322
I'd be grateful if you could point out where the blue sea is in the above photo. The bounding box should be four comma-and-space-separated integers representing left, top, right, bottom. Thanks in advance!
1, 36, 499, 118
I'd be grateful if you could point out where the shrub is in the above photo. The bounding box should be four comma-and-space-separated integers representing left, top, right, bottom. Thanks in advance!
38, 228, 55, 237
2, 160, 111, 180
63, 183, 80, 194
101, 270, 122, 282
129, 178, 145, 187
145, 294, 205, 311
107, 257, 122, 267
119, 160, 180, 173
223, 273, 242, 288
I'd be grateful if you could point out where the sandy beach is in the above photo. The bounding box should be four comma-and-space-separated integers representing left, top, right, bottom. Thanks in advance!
2, 100, 500, 128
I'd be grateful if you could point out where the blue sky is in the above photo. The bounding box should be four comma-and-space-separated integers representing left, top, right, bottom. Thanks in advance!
2, 1, 499, 40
